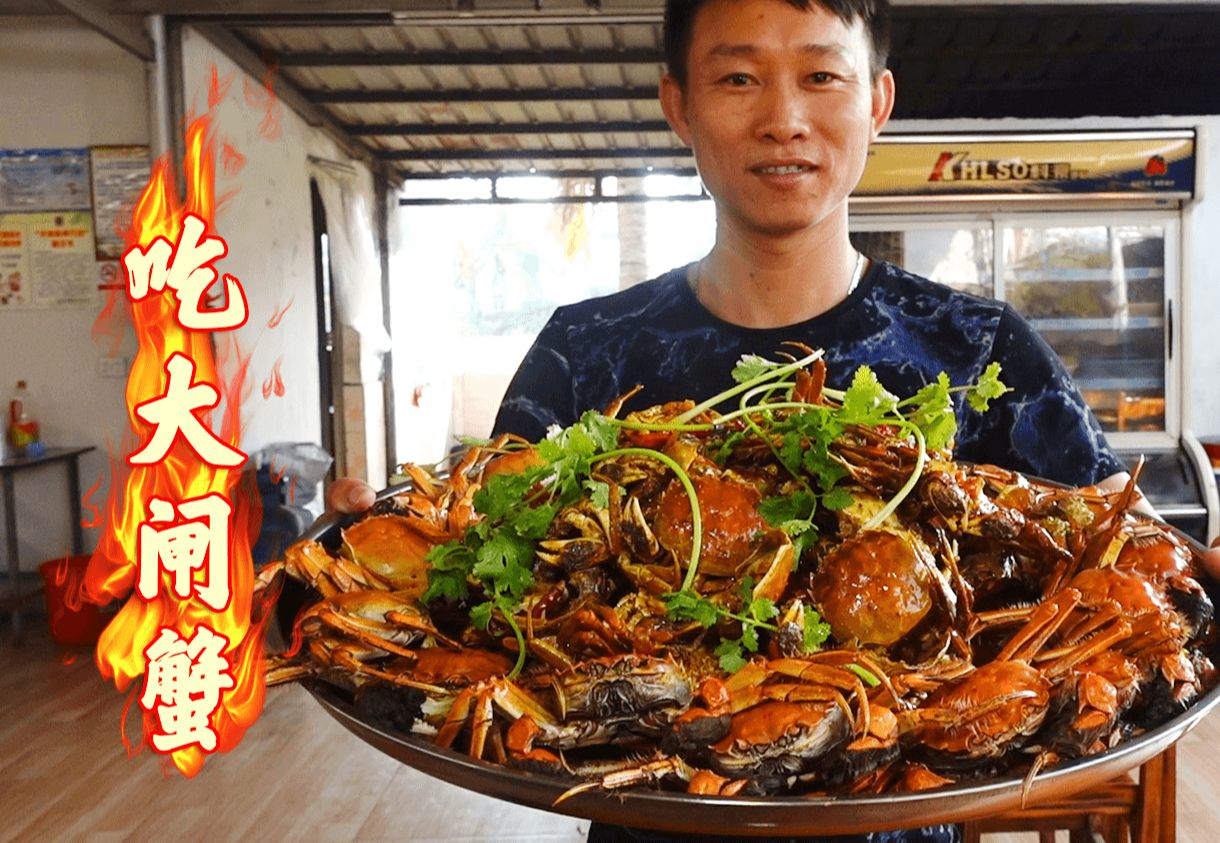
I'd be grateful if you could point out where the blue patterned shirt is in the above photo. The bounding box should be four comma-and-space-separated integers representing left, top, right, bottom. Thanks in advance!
494, 259, 1124, 488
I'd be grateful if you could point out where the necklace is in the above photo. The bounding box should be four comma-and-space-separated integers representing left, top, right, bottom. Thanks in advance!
691, 251, 868, 306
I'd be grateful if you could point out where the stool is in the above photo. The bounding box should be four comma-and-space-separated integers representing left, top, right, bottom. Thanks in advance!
962, 745, 1175, 843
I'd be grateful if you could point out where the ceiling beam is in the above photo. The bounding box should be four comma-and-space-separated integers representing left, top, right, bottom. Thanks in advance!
381, 147, 689, 161
277, 47, 662, 67
311, 86, 657, 104
398, 166, 698, 180
191, 22, 377, 167
346, 119, 672, 136
50, 0, 154, 61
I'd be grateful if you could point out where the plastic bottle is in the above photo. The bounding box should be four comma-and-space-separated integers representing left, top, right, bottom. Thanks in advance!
8, 380, 42, 458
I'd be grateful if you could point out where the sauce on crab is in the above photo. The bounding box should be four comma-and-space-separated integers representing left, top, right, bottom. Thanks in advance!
810, 529, 938, 647
653, 472, 773, 577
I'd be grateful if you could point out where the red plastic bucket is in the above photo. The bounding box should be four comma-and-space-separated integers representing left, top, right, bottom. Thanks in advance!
39, 555, 108, 646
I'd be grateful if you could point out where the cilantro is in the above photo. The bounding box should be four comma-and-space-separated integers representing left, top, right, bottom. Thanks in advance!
738, 622, 760, 652
715, 639, 748, 673
584, 479, 611, 510
759, 490, 817, 536
511, 502, 559, 541
664, 580, 781, 674
472, 471, 535, 522
900, 365, 1010, 450
674, 348, 824, 425
468, 601, 493, 630
821, 487, 854, 511
840, 366, 898, 427
905, 372, 956, 451
473, 533, 535, 598
419, 541, 474, 604
966, 362, 1011, 412
663, 590, 720, 629
802, 611, 832, 652
770, 409, 845, 492
747, 595, 777, 625
757, 491, 820, 566
420, 351, 1009, 683
712, 429, 748, 465
422, 410, 626, 678
732, 354, 781, 384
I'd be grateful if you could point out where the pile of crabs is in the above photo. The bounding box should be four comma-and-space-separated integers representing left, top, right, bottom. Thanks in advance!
261, 351, 1217, 800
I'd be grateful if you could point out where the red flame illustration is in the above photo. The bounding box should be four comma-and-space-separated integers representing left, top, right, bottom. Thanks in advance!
85, 112, 267, 777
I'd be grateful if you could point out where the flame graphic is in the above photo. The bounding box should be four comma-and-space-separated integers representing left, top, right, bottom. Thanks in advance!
208, 66, 233, 111
242, 65, 282, 141
85, 113, 267, 777
267, 295, 294, 328
80, 473, 103, 529
221, 142, 247, 178
261, 357, 285, 400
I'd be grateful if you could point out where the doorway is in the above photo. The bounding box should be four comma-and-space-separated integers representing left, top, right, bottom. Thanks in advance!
311, 179, 339, 480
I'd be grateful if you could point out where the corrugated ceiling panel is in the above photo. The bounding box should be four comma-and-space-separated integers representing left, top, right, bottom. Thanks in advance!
226, 5, 1220, 177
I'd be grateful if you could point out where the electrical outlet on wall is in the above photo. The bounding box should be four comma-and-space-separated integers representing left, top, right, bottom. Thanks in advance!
97, 355, 129, 379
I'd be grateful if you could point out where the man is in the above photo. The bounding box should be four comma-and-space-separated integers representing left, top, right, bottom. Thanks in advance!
328, 0, 1219, 839
492, 0, 1127, 493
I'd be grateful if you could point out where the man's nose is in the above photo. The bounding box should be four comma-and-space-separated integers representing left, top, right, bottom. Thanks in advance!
757, 81, 810, 143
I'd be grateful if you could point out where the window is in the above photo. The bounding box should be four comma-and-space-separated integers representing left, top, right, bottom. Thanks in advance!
390, 177, 713, 464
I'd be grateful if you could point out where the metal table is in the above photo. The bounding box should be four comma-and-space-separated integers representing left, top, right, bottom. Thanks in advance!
0, 446, 95, 639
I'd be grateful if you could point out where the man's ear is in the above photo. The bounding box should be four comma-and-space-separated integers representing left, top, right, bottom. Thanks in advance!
659, 74, 694, 146
870, 69, 896, 140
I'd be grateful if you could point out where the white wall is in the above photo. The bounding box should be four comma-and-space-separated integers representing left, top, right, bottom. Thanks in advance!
886, 114, 1220, 442
0, 18, 392, 577
0, 18, 148, 571
180, 27, 388, 488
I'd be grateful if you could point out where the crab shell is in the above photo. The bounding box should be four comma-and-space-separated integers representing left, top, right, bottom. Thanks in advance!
653, 471, 775, 578
809, 528, 943, 648
341, 514, 433, 599
908, 660, 1050, 764
707, 700, 852, 784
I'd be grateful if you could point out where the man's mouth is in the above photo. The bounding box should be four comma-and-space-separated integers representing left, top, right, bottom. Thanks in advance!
753, 164, 816, 175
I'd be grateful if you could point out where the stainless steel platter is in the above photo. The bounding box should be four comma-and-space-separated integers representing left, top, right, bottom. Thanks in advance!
282, 482, 1220, 837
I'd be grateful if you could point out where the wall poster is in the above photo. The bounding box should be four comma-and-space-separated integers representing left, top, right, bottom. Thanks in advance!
90, 145, 152, 259
0, 148, 102, 308
0, 148, 92, 212
0, 211, 98, 309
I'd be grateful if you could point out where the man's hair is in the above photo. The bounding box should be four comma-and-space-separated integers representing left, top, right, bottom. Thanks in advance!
663, 0, 892, 88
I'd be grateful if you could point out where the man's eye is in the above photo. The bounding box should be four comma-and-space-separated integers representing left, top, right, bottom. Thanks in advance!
808, 72, 837, 84
721, 73, 753, 86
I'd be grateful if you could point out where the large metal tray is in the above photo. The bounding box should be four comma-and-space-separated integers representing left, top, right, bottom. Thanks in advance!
281, 482, 1220, 836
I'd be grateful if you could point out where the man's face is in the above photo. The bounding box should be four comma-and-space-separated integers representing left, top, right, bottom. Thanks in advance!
661, 0, 894, 240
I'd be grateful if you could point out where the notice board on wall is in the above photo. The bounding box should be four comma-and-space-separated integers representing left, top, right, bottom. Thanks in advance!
0, 145, 151, 310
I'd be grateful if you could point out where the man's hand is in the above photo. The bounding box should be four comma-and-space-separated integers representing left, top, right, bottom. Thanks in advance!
1096, 471, 1220, 581
326, 477, 376, 514
1204, 538, 1220, 581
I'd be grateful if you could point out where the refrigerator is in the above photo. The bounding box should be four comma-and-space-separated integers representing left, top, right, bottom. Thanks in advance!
848, 130, 1217, 544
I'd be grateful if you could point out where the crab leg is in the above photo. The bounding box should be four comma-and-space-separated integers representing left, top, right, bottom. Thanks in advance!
468, 688, 496, 760
436, 679, 560, 757
1056, 603, 1123, 648
767, 660, 871, 735
1041, 620, 1133, 681
900, 687, 1042, 732
554, 756, 695, 804
436, 687, 481, 750
994, 589, 1080, 663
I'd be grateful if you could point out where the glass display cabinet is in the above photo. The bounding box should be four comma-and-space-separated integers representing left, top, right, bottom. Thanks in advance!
851, 212, 1179, 449
851, 211, 1214, 540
